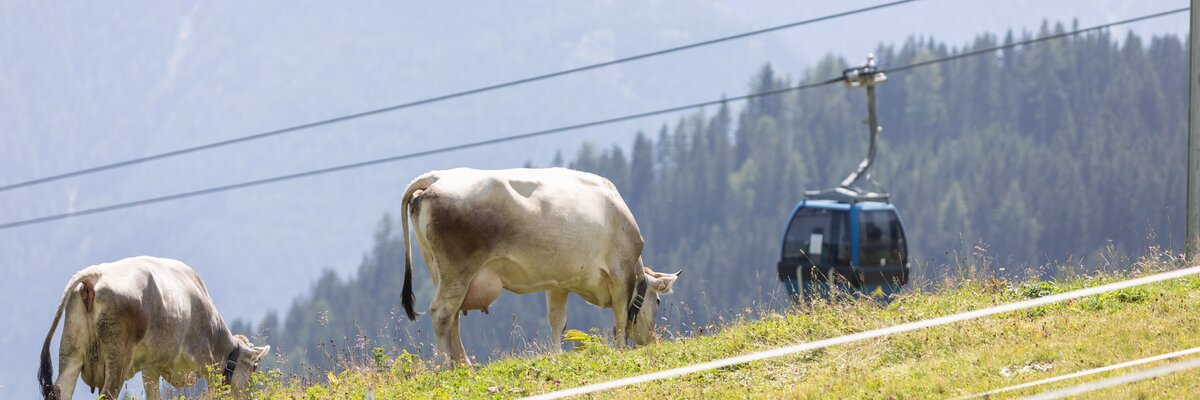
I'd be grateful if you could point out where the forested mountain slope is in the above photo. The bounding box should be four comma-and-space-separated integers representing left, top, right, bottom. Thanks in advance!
242, 25, 1187, 371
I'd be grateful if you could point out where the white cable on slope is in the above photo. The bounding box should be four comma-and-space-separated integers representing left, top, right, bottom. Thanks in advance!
522, 266, 1200, 400
1019, 356, 1200, 400
957, 346, 1200, 399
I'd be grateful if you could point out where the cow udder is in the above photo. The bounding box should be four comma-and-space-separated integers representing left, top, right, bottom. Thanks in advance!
460, 268, 502, 313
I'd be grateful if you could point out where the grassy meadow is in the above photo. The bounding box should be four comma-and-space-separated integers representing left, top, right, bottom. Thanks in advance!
222, 252, 1200, 399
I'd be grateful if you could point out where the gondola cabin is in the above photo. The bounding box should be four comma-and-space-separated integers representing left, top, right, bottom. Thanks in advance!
777, 199, 909, 301
777, 55, 911, 302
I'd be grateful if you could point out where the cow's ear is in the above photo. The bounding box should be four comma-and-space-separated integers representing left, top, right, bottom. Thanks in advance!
644, 270, 679, 294
251, 345, 271, 362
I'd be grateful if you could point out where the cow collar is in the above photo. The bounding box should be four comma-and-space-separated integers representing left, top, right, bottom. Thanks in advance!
222, 344, 241, 386
627, 278, 649, 324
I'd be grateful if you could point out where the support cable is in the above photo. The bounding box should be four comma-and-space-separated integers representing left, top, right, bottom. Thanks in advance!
0, 0, 917, 193
0, 7, 1185, 231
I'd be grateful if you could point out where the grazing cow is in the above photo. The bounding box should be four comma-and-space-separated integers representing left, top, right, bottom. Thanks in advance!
38, 256, 270, 400
400, 167, 682, 365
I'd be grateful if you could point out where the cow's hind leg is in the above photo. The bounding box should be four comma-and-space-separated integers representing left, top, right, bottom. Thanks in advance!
546, 289, 569, 352
98, 343, 136, 399
54, 299, 94, 400
97, 310, 137, 399
53, 353, 83, 400
99, 352, 124, 400
428, 278, 472, 367
142, 370, 161, 400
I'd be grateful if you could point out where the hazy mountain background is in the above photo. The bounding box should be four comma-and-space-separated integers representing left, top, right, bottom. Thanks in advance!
0, 1, 1188, 398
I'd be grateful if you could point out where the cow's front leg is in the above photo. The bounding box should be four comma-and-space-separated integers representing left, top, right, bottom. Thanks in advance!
546, 290, 569, 352
428, 282, 470, 367
609, 289, 631, 349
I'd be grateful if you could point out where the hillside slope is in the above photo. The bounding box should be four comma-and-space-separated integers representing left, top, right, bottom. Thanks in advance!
249, 256, 1200, 399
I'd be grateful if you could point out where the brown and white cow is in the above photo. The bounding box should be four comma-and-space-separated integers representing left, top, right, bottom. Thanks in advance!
38, 256, 270, 400
400, 167, 681, 365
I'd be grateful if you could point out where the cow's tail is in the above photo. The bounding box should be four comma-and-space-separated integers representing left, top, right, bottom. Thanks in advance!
39, 269, 99, 400
401, 172, 438, 321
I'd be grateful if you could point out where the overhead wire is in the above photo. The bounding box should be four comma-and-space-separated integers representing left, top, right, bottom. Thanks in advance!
0, 0, 918, 193
0, 7, 1186, 231
879, 7, 1189, 76
0, 77, 843, 230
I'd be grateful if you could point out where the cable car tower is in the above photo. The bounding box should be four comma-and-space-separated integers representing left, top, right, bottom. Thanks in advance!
777, 54, 910, 303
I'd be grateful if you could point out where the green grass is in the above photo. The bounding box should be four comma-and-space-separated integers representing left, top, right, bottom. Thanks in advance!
249, 259, 1200, 399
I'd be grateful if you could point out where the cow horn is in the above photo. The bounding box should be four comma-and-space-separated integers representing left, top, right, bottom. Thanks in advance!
674, 269, 683, 277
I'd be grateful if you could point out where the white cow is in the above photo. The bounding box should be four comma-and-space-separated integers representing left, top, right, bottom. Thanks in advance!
400, 167, 681, 365
38, 256, 270, 400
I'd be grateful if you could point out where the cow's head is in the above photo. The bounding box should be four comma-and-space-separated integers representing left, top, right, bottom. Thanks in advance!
628, 267, 682, 346
226, 335, 271, 398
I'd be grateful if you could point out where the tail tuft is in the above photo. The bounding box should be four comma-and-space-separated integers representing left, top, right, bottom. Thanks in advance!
402, 263, 419, 321
39, 343, 55, 399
